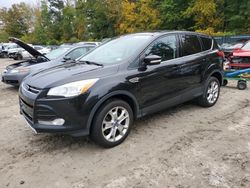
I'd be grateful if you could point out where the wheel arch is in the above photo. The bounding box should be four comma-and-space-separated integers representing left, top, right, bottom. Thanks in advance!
210, 71, 223, 86
86, 90, 140, 132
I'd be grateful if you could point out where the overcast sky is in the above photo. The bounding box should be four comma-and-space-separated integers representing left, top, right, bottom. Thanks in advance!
0, 0, 39, 8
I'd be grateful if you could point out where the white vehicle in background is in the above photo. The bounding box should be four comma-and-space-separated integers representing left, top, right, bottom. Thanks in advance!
7, 47, 23, 58
76, 41, 101, 46
33, 45, 51, 55
0, 43, 18, 58
18, 45, 51, 59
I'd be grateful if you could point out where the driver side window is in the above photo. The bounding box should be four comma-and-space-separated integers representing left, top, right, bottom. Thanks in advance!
145, 35, 178, 62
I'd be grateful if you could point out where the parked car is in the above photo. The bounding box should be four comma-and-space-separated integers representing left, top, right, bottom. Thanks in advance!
227, 40, 250, 64
0, 43, 19, 58
14, 45, 51, 60
8, 47, 23, 58
1, 38, 96, 86
19, 31, 224, 148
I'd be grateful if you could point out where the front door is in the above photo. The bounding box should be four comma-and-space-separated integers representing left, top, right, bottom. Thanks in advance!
137, 34, 184, 115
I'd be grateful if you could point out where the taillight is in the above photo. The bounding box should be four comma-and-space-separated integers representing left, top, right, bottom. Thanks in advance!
217, 50, 225, 58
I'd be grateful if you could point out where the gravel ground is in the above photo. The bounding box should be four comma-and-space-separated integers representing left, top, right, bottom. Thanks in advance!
0, 58, 250, 188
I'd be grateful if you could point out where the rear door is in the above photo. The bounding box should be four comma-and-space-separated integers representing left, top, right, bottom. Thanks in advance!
177, 34, 205, 90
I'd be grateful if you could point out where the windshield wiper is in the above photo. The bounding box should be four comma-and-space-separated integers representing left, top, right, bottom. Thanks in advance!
79, 60, 103, 67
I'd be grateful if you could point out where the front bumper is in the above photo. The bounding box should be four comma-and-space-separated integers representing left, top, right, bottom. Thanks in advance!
19, 84, 93, 136
1, 72, 27, 86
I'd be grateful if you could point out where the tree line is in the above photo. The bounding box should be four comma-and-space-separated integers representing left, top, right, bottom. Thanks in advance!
0, 0, 249, 45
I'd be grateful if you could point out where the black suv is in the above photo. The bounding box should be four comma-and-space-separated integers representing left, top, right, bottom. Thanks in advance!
19, 31, 224, 147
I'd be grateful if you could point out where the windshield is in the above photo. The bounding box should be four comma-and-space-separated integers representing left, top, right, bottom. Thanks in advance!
242, 41, 250, 50
46, 47, 70, 60
79, 35, 153, 64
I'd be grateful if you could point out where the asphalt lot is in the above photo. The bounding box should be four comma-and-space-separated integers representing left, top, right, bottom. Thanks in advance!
0, 58, 250, 188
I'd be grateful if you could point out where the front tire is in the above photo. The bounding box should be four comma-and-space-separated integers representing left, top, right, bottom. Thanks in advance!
197, 77, 220, 107
90, 99, 134, 148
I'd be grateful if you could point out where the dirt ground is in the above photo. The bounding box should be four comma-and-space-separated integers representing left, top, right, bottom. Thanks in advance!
0, 58, 249, 188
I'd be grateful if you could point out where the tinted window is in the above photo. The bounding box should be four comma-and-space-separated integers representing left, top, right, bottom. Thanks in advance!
180, 35, 202, 56
145, 35, 177, 61
201, 37, 212, 51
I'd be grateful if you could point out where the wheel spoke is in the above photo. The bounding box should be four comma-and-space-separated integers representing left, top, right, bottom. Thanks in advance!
103, 121, 113, 131
112, 127, 117, 141
118, 110, 129, 124
117, 125, 124, 134
111, 107, 118, 120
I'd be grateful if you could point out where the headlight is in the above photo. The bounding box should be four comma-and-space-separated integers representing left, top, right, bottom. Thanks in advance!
10, 67, 30, 74
47, 79, 99, 97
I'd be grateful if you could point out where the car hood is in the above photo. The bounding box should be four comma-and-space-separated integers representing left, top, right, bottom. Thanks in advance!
9, 37, 50, 61
5, 58, 49, 71
24, 63, 119, 89
6, 59, 43, 70
233, 50, 250, 57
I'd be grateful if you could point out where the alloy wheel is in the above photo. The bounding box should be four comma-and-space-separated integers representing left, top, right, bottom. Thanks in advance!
207, 80, 219, 104
102, 106, 130, 142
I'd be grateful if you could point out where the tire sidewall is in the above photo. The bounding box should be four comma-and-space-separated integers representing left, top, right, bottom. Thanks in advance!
238, 81, 247, 90
91, 99, 134, 148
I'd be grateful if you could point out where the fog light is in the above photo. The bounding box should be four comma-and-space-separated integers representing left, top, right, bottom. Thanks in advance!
38, 118, 65, 126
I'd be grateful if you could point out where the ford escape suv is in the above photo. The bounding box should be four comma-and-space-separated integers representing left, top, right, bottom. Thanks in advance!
19, 31, 224, 148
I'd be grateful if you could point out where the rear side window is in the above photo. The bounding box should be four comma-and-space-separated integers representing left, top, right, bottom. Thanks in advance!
145, 35, 178, 61
180, 34, 202, 56
200, 37, 212, 51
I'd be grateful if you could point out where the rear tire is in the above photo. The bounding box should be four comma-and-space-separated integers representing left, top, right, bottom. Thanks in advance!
237, 80, 247, 90
197, 77, 220, 107
90, 99, 134, 148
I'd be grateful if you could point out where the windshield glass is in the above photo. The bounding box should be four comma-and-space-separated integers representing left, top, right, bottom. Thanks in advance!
46, 47, 70, 60
242, 41, 250, 50
79, 35, 153, 64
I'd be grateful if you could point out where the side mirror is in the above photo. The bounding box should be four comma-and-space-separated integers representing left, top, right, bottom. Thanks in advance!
144, 55, 162, 66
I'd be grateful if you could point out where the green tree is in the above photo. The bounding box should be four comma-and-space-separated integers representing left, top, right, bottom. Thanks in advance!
117, 0, 161, 34
62, 4, 76, 41
223, 0, 250, 34
77, 0, 121, 40
0, 3, 33, 38
159, 0, 194, 30
184, 0, 224, 34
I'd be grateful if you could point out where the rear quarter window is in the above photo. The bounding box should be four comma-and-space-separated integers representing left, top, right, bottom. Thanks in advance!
180, 34, 202, 56
200, 37, 212, 51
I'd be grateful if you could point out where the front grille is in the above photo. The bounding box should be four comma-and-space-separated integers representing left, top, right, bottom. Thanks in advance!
5, 80, 18, 84
36, 106, 57, 121
22, 83, 41, 94
20, 98, 34, 121
28, 85, 41, 94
